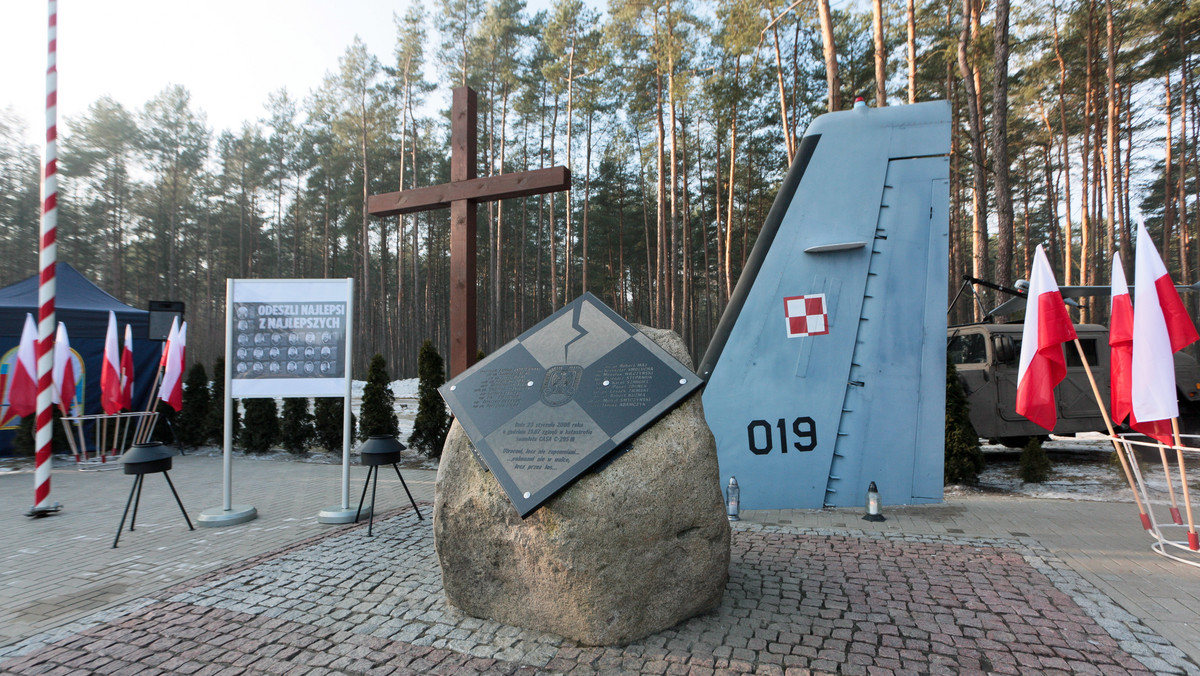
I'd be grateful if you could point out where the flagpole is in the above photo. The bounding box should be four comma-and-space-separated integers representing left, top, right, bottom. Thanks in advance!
134, 361, 164, 443
1154, 442, 1184, 524
30, 0, 60, 516
1072, 338, 1152, 529
1171, 418, 1198, 549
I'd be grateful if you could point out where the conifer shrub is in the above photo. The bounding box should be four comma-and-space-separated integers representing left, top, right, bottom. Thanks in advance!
280, 398, 315, 455
358, 354, 399, 440
313, 397, 356, 453
175, 363, 211, 448
944, 357, 984, 485
240, 398, 280, 453
206, 358, 240, 444
409, 339, 450, 457
1019, 436, 1052, 483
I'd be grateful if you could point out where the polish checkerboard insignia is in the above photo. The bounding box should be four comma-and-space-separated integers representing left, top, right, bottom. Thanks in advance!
784, 294, 829, 338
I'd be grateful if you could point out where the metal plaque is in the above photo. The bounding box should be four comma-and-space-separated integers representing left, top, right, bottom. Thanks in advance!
440, 293, 702, 517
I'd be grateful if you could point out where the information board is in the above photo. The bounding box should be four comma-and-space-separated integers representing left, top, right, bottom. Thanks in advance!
228, 279, 353, 398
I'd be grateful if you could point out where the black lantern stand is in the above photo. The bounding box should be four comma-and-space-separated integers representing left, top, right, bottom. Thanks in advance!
355, 435, 423, 536
113, 442, 194, 548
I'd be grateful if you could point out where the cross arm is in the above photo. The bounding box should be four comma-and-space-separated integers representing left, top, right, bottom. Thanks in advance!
368, 166, 571, 218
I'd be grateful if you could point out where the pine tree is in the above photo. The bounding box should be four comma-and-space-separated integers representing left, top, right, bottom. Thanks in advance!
313, 397, 357, 453
280, 398, 315, 455
1019, 436, 1052, 483
358, 353, 399, 439
175, 363, 211, 448
409, 339, 450, 457
944, 357, 984, 485
240, 398, 280, 453
206, 358, 239, 444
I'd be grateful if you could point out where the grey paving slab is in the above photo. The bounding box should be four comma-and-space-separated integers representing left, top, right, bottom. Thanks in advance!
1, 453, 1199, 675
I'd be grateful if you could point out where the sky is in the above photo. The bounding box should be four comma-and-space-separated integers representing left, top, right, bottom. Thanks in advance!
0, 1, 419, 147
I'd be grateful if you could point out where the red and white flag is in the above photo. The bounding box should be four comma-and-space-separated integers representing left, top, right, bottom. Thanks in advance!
101, 311, 122, 414
120, 324, 134, 411
8, 314, 39, 419
1132, 218, 1200, 432
1110, 254, 1133, 425
1016, 245, 1078, 431
178, 321, 188, 373
160, 319, 185, 412
1110, 253, 1174, 443
52, 321, 76, 416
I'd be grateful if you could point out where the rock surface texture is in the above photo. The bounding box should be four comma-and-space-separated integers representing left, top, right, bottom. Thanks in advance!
433, 326, 730, 646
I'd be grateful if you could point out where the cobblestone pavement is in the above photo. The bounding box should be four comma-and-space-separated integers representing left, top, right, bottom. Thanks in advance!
2, 505, 1196, 676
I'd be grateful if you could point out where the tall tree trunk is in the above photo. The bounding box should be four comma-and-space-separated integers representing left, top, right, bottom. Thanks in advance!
668, 63, 680, 331
713, 94, 726, 308
655, 66, 667, 326
873, 0, 886, 107
582, 108, 593, 293
907, 0, 916, 104
1052, 0, 1074, 283
493, 85, 510, 346
359, 92, 372, 359
564, 38, 576, 300
817, 0, 841, 112
992, 0, 1013, 287
1180, 49, 1191, 281
723, 56, 741, 303
1079, 0, 1095, 306
771, 22, 795, 161
549, 91, 561, 310
1041, 143, 1061, 268
1122, 83, 1133, 252
957, 0, 987, 317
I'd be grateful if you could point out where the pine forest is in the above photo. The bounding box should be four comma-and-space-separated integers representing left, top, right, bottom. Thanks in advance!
0, 0, 1197, 376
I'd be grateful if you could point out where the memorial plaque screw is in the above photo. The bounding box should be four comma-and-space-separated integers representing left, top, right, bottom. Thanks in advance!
863, 481, 886, 522
725, 477, 740, 521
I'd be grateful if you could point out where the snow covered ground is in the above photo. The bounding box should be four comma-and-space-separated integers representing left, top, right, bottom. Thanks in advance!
951, 432, 1200, 508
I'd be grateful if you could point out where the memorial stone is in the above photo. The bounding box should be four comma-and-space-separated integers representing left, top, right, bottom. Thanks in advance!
434, 321, 730, 646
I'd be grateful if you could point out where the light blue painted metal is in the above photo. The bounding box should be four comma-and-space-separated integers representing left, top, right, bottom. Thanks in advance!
699, 101, 950, 510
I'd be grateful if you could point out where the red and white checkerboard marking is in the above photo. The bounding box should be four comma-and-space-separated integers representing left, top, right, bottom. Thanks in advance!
784, 294, 829, 338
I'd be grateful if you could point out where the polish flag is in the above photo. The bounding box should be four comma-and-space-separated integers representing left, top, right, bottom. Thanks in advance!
160, 320, 185, 412
178, 321, 188, 374
1109, 254, 1173, 443
120, 324, 134, 411
1132, 219, 1199, 430
101, 311, 123, 414
52, 322, 76, 416
1016, 245, 1078, 431
7, 314, 39, 419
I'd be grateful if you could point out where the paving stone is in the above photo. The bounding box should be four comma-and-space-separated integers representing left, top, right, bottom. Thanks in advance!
4, 463, 1200, 676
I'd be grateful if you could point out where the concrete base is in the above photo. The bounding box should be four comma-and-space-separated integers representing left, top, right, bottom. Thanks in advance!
197, 505, 257, 528
25, 502, 63, 518
318, 503, 369, 524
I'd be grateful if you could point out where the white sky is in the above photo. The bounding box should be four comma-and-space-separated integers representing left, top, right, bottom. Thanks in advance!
0, 1, 419, 146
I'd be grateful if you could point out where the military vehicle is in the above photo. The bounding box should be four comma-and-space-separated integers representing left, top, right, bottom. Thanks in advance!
948, 321, 1200, 446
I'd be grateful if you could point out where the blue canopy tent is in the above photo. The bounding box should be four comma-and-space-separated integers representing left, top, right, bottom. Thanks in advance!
0, 264, 162, 455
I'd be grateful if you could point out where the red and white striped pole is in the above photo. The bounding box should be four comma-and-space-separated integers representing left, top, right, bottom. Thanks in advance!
31, 0, 62, 516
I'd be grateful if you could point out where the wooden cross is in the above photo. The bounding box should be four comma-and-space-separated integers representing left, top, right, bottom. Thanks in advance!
368, 87, 571, 378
